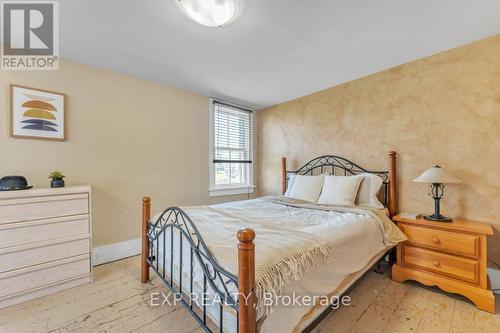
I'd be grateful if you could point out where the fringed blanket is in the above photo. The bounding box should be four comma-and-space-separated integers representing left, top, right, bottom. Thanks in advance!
179, 204, 332, 315
174, 196, 406, 315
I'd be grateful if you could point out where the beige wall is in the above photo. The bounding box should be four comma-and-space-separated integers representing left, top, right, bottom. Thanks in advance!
257, 34, 500, 262
0, 59, 254, 247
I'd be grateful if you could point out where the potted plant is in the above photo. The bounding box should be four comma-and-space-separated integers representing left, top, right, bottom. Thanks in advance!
49, 170, 65, 188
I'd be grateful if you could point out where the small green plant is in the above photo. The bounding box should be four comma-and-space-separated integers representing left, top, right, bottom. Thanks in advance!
49, 170, 65, 180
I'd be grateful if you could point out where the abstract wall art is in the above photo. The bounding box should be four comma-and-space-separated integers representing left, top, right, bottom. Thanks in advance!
10, 85, 66, 141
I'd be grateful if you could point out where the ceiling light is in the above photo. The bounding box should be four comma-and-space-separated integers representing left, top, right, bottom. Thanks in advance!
177, 0, 239, 27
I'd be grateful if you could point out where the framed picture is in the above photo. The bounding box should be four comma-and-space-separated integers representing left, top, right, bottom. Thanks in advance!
10, 85, 66, 141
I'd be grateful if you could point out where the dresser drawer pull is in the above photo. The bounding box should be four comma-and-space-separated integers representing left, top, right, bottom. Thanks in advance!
432, 260, 440, 267
432, 237, 441, 245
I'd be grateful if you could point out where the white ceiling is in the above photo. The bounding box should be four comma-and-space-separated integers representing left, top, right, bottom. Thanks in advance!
60, 0, 500, 109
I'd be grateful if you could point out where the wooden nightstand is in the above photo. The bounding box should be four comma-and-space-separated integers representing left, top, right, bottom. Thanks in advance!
391, 214, 495, 313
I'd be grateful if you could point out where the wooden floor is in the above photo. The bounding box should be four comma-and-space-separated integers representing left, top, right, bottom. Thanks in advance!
0, 256, 498, 333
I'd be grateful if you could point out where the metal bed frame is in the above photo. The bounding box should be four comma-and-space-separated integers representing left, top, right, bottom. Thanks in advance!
141, 151, 398, 333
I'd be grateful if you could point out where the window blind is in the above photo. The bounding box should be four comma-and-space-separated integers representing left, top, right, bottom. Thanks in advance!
213, 100, 252, 164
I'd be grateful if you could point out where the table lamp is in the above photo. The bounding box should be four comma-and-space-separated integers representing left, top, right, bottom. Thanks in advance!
413, 165, 462, 222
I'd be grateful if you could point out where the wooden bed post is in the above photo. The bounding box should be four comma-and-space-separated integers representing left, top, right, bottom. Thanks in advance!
281, 157, 287, 195
237, 228, 256, 333
388, 151, 398, 217
141, 196, 151, 283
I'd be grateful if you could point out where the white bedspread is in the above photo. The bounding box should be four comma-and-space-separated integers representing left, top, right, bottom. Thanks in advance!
150, 197, 406, 333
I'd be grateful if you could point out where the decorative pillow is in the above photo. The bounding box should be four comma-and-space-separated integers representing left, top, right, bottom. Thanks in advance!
287, 175, 324, 202
284, 173, 297, 197
317, 175, 363, 206
355, 173, 385, 209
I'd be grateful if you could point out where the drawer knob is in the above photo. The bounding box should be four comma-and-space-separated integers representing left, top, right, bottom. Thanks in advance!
432, 260, 440, 267
432, 237, 440, 245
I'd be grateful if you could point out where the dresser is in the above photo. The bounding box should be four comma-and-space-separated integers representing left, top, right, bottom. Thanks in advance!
392, 215, 495, 313
0, 186, 92, 309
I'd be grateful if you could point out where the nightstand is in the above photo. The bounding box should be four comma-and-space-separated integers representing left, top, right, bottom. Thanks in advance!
391, 214, 495, 313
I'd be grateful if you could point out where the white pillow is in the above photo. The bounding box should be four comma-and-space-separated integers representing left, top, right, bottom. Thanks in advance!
284, 173, 297, 197
317, 175, 363, 206
287, 175, 324, 202
355, 173, 385, 209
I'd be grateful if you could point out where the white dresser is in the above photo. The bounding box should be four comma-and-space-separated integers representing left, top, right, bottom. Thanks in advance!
0, 186, 92, 309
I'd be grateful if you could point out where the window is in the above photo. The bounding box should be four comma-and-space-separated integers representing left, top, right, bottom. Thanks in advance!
209, 99, 254, 197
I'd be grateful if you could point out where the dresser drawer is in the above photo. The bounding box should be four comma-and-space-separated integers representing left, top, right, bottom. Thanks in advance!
0, 237, 90, 272
0, 194, 89, 224
402, 245, 479, 283
401, 224, 479, 257
0, 255, 90, 299
0, 215, 89, 249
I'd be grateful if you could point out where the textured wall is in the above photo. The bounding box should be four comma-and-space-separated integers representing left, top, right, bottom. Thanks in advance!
0, 59, 255, 247
257, 34, 500, 262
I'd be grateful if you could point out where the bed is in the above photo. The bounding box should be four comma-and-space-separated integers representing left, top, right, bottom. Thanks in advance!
140, 151, 406, 333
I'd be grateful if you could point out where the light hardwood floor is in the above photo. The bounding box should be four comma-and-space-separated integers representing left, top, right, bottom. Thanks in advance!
0, 256, 498, 333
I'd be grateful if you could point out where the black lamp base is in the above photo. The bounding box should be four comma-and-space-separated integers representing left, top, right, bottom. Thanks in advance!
425, 183, 453, 223
424, 214, 452, 223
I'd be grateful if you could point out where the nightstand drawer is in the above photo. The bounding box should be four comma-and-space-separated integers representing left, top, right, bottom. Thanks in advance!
402, 245, 479, 283
401, 224, 479, 257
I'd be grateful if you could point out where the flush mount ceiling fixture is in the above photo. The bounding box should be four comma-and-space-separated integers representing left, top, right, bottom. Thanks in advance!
177, 0, 240, 27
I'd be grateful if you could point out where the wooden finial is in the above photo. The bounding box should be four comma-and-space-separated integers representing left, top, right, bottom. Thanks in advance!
237, 228, 256, 244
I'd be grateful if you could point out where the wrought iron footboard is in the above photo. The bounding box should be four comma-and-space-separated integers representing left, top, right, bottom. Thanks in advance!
141, 198, 256, 333
146, 207, 238, 332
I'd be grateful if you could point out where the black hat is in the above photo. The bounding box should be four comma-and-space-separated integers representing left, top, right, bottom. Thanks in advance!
0, 176, 33, 191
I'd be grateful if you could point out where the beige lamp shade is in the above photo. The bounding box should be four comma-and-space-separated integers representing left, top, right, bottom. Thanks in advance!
413, 165, 462, 184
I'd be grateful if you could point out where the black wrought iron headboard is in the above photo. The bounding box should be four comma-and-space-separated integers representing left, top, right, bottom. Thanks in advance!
282, 154, 393, 208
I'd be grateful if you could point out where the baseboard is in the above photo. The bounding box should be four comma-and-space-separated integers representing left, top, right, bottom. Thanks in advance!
92, 238, 141, 266
488, 267, 500, 294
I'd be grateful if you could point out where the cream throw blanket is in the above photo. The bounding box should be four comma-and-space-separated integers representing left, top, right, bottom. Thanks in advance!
178, 202, 332, 315
165, 196, 406, 315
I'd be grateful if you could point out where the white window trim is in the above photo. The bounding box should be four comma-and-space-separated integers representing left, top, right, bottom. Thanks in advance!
209, 98, 254, 197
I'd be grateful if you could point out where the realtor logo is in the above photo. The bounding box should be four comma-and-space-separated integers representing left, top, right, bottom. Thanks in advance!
1, 1, 59, 70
